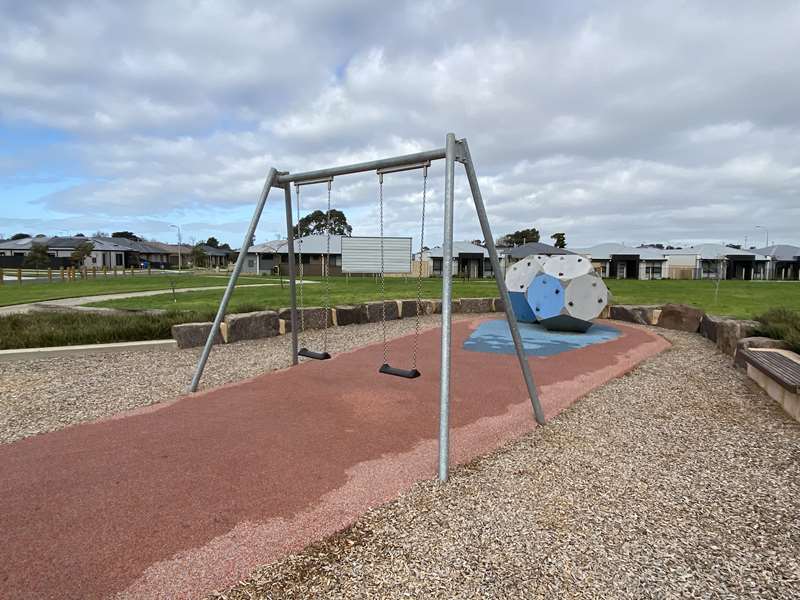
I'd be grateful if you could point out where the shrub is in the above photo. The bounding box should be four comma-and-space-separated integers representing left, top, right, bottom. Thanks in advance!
755, 308, 800, 353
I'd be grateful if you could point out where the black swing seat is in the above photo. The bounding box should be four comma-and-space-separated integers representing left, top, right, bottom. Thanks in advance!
298, 348, 331, 360
379, 363, 421, 379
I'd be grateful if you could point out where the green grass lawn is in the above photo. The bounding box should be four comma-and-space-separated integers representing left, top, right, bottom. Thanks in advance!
89, 277, 800, 320
89, 276, 500, 313
604, 279, 800, 319
0, 272, 274, 307
0, 311, 213, 350
2, 277, 798, 350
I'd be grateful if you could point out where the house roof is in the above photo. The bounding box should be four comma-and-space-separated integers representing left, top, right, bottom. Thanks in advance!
572, 243, 668, 261
663, 244, 768, 260
197, 244, 230, 256
506, 241, 574, 258
427, 241, 489, 258
247, 240, 286, 254
0, 236, 126, 251
754, 244, 800, 261
272, 235, 344, 255
92, 236, 168, 254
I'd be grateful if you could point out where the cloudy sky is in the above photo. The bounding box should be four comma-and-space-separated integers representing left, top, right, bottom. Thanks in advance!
2, 1, 799, 250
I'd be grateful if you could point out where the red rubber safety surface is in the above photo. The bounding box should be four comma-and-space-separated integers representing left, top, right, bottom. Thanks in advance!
0, 318, 668, 599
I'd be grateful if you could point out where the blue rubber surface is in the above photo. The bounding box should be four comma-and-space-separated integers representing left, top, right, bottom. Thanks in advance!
463, 319, 620, 357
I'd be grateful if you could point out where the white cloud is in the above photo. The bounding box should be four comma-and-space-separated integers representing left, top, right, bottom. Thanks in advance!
1, 0, 800, 248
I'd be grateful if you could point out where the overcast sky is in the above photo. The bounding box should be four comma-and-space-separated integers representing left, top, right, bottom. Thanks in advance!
2, 1, 799, 249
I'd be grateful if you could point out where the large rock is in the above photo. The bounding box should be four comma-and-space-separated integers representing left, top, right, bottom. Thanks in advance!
610, 305, 662, 326
734, 336, 791, 368
278, 307, 332, 331
171, 322, 223, 349
224, 310, 279, 343
459, 297, 494, 313
334, 305, 365, 326
364, 301, 400, 322
717, 319, 760, 357
610, 305, 647, 325
700, 313, 725, 343
399, 299, 436, 319
657, 303, 704, 332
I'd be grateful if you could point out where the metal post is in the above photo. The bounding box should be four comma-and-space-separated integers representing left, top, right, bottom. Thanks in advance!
438, 133, 457, 482
189, 167, 278, 392
283, 183, 299, 365
460, 140, 545, 424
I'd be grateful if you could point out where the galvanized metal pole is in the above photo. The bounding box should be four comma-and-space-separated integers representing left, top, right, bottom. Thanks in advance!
277, 148, 446, 185
283, 183, 299, 365
460, 140, 545, 424
189, 167, 278, 392
438, 133, 457, 482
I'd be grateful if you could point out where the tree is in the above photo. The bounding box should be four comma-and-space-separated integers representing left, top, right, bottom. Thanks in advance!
11, 233, 30, 240
293, 209, 352, 237
34, 233, 47, 238
190, 244, 207, 268
111, 231, 142, 242
75, 233, 86, 237
550, 232, 567, 248
205, 236, 220, 248
498, 228, 540, 246
71, 241, 95, 265
23, 242, 50, 268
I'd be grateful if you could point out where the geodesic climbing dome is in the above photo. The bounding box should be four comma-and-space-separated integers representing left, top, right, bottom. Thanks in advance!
505, 254, 609, 332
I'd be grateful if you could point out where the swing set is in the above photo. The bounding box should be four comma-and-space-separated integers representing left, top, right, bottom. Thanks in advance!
189, 133, 544, 481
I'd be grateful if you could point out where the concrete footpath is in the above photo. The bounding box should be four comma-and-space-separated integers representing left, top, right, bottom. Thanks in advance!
0, 281, 314, 315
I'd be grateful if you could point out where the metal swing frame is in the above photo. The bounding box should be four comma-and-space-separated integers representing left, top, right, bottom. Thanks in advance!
189, 133, 545, 482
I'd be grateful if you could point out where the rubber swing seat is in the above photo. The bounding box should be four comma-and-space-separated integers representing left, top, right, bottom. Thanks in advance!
379, 363, 421, 379
298, 348, 331, 360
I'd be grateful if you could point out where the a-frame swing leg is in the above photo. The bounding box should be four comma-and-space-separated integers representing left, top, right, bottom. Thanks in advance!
460, 140, 546, 425
189, 167, 279, 392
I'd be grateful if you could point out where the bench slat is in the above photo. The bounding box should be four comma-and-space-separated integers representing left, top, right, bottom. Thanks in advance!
741, 349, 800, 393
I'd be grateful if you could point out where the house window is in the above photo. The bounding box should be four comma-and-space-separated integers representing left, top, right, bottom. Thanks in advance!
302, 255, 311, 264
92, 257, 97, 264
115, 254, 123, 266
248, 260, 254, 268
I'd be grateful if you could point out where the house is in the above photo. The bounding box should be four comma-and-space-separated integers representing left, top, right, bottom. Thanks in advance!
423, 242, 493, 278
756, 245, 800, 280
195, 244, 231, 268
0, 236, 129, 269
663, 244, 769, 280
572, 243, 668, 279
250, 235, 345, 276
92, 237, 172, 268
242, 240, 286, 275
146, 242, 192, 268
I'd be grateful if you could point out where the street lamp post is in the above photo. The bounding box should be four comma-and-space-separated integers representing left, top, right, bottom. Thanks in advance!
755, 225, 769, 248
170, 224, 182, 270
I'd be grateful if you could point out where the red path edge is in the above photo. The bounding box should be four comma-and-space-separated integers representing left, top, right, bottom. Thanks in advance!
0, 318, 669, 600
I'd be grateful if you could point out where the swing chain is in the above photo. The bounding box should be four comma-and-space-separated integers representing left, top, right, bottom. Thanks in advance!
323, 179, 332, 352
378, 172, 387, 365
412, 165, 428, 370
295, 183, 305, 334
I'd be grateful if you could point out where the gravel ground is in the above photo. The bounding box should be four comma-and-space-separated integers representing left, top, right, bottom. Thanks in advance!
0, 314, 462, 445
210, 329, 800, 600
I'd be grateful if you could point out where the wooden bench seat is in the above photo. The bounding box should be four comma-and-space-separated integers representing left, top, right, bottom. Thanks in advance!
740, 349, 800, 393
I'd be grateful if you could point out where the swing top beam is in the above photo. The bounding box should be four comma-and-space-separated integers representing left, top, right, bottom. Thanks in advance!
276, 147, 447, 185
